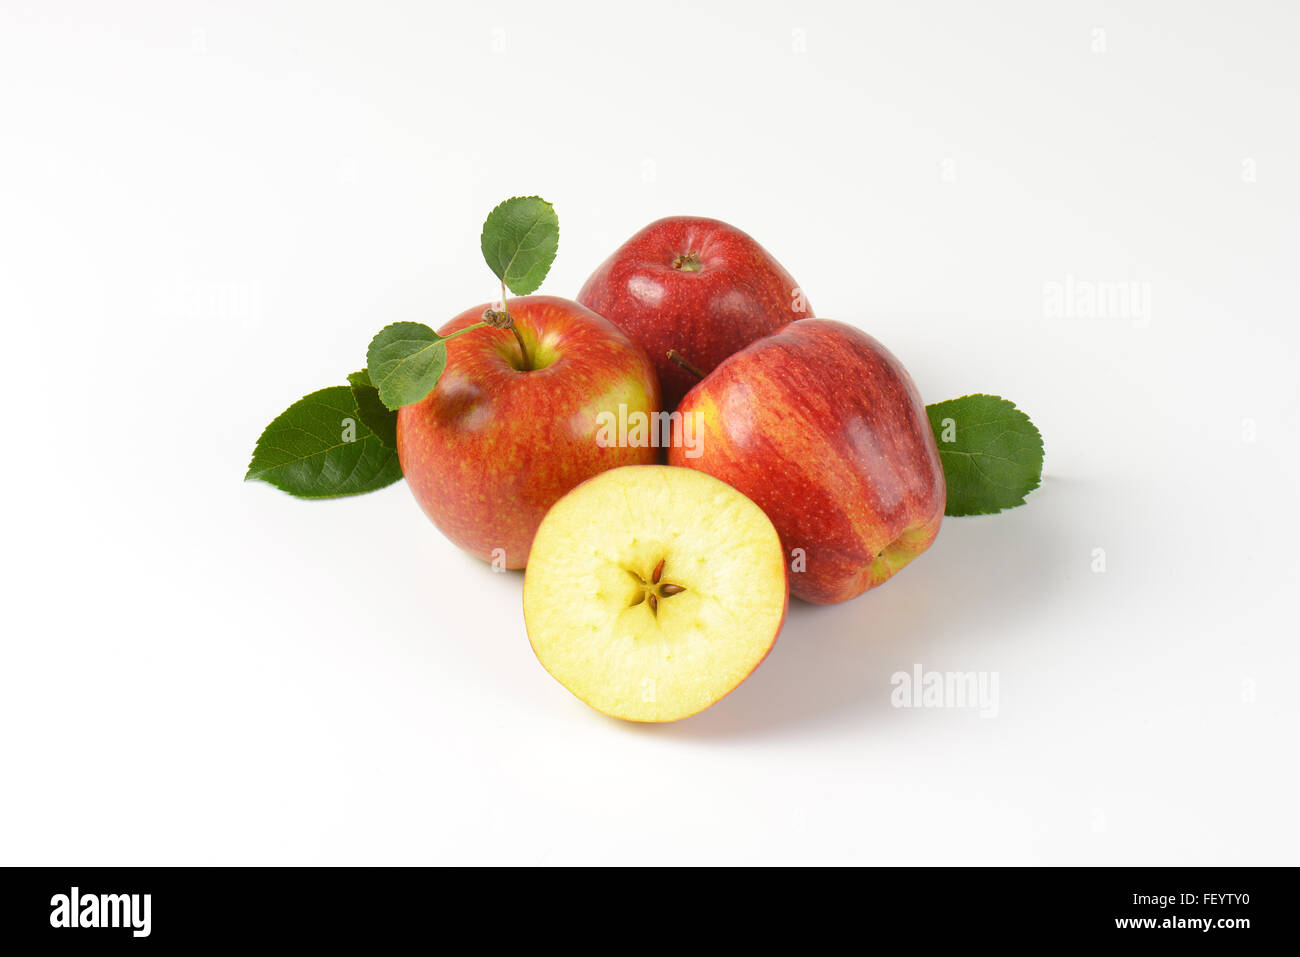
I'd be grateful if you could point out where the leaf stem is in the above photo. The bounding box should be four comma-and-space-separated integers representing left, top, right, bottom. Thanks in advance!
441, 320, 490, 342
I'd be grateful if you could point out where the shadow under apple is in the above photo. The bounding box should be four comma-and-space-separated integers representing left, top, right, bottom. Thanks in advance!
622, 478, 1072, 741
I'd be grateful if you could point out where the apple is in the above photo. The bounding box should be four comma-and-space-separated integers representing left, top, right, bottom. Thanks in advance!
397, 295, 661, 569
523, 465, 788, 722
667, 319, 945, 604
577, 216, 813, 409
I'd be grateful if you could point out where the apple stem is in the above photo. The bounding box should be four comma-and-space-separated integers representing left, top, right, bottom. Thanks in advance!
481, 280, 533, 371
508, 325, 531, 371
666, 350, 705, 381
502, 280, 532, 370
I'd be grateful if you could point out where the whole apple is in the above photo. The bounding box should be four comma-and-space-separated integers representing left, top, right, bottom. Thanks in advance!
397, 295, 661, 568
668, 319, 945, 604
578, 216, 813, 409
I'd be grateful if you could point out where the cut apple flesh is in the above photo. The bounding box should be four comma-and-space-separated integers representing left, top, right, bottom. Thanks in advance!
523, 465, 788, 722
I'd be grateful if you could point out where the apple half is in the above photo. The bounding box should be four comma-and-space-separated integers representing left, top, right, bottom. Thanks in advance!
523, 465, 788, 722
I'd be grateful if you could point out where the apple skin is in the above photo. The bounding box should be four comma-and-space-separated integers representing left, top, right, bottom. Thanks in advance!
577, 216, 813, 410
667, 319, 945, 604
397, 295, 661, 569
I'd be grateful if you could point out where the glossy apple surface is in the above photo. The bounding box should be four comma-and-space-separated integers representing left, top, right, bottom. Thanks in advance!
668, 319, 945, 604
524, 465, 788, 722
397, 295, 660, 568
577, 216, 812, 409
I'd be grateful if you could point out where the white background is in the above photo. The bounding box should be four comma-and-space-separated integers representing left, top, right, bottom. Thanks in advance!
2, 1, 1297, 865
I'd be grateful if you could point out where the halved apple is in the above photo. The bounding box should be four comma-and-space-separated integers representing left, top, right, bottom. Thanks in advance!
523, 465, 788, 722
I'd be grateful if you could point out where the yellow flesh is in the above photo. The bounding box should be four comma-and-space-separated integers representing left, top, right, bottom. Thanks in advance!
523, 466, 787, 722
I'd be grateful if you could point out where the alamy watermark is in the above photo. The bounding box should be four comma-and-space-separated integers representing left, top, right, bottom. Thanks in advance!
891, 664, 1000, 718
50, 887, 151, 938
1043, 274, 1150, 326
155, 276, 261, 326
595, 404, 703, 459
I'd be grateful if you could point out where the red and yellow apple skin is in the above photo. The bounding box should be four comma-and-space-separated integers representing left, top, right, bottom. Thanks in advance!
577, 216, 813, 410
397, 296, 661, 569
668, 319, 945, 604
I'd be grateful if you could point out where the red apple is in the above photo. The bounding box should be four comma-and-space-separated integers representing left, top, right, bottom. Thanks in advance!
397, 295, 661, 568
667, 319, 945, 604
577, 216, 813, 409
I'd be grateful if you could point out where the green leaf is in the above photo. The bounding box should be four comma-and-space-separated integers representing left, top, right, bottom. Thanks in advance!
366, 322, 447, 410
926, 394, 1044, 516
480, 196, 559, 295
348, 369, 398, 449
246, 386, 402, 498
